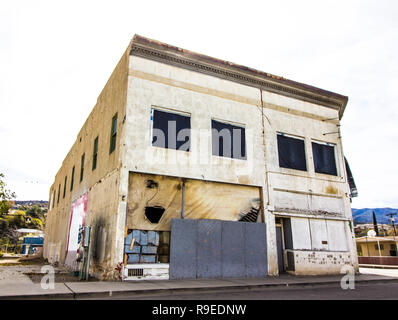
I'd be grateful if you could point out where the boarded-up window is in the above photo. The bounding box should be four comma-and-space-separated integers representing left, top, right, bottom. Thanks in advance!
211, 120, 246, 160
70, 166, 75, 191
312, 141, 337, 176
151, 109, 191, 151
277, 133, 306, 171
63, 176, 67, 199
80, 153, 85, 182
109, 113, 117, 154
92, 136, 98, 171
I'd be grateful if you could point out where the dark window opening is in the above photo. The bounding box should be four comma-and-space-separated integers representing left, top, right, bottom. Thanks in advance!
52, 190, 56, 209
146, 179, 158, 189
109, 113, 117, 154
152, 109, 191, 151
70, 166, 75, 191
211, 120, 246, 159
57, 184, 60, 204
375, 244, 384, 250
277, 133, 307, 171
63, 176, 67, 199
80, 153, 85, 182
312, 142, 337, 176
144, 206, 165, 224
92, 136, 98, 171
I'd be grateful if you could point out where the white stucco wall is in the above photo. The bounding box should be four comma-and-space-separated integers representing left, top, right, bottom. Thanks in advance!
118, 54, 357, 276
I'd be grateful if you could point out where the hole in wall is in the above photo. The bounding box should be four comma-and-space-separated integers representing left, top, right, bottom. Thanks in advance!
144, 206, 165, 223
146, 179, 158, 189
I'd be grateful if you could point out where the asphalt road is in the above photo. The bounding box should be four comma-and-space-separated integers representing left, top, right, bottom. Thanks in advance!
95, 281, 398, 300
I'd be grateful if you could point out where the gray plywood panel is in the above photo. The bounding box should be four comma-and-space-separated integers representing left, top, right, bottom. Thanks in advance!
169, 218, 268, 279
197, 220, 222, 279
245, 222, 267, 277
221, 221, 245, 278
169, 218, 197, 279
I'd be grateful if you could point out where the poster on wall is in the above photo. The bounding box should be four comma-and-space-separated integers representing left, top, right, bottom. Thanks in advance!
65, 193, 88, 267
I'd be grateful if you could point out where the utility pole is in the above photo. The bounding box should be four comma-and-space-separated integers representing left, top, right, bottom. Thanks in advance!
387, 213, 397, 237
386, 213, 397, 256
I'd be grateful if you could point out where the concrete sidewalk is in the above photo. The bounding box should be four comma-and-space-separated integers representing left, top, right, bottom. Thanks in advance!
1, 272, 398, 299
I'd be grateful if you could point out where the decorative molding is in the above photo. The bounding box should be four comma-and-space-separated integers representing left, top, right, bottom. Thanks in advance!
129, 41, 347, 118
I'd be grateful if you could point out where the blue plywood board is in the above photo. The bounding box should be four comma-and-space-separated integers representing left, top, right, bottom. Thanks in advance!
221, 221, 245, 278
140, 255, 156, 263
197, 220, 222, 279
127, 254, 140, 263
141, 245, 158, 254
147, 231, 159, 246
170, 218, 197, 280
124, 243, 141, 254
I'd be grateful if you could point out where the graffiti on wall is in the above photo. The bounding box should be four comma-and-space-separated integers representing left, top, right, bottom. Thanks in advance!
65, 193, 88, 266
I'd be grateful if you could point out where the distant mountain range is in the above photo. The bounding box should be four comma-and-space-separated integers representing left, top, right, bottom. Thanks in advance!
352, 208, 398, 225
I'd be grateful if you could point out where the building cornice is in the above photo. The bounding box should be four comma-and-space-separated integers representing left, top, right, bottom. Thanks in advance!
129, 35, 348, 119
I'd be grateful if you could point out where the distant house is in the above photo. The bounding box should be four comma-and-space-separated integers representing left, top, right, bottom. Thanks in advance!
21, 236, 44, 255
356, 236, 398, 257
16, 229, 44, 255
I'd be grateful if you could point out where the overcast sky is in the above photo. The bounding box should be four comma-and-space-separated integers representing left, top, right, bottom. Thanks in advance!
0, 0, 397, 208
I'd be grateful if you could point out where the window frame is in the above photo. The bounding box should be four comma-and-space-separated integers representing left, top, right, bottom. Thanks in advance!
150, 107, 191, 152
70, 166, 75, 191
57, 184, 60, 204
311, 140, 339, 176
109, 113, 118, 154
63, 175, 67, 199
80, 153, 85, 182
92, 136, 99, 171
211, 118, 247, 160
276, 132, 307, 172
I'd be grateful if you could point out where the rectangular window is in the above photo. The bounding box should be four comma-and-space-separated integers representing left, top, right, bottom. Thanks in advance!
109, 113, 117, 154
375, 244, 384, 250
151, 108, 191, 151
211, 119, 246, 159
312, 141, 337, 176
57, 184, 60, 204
63, 176, 67, 198
92, 136, 98, 170
70, 166, 75, 191
80, 153, 85, 182
277, 133, 307, 171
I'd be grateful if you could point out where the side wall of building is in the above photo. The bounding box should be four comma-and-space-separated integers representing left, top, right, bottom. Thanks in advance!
44, 46, 130, 279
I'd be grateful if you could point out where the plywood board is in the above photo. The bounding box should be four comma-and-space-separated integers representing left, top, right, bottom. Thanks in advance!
127, 172, 260, 231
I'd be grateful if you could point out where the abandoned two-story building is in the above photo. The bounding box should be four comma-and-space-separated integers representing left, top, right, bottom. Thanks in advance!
44, 35, 358, 280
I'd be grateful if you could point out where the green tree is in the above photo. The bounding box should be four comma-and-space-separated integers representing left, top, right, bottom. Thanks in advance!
0, 173, 16, 215
26, 205, 42, 218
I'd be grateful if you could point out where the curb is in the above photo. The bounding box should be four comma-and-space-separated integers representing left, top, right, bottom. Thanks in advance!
2, 276, 398, 299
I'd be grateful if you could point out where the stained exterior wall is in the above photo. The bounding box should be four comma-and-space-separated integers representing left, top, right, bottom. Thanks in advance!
44, 36, 358, 279
44, 45, 130, 279
119, 52, 357, 275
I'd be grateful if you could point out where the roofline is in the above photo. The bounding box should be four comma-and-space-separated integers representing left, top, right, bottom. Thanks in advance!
129, 34, 348, 119
356, 236, 398, 242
